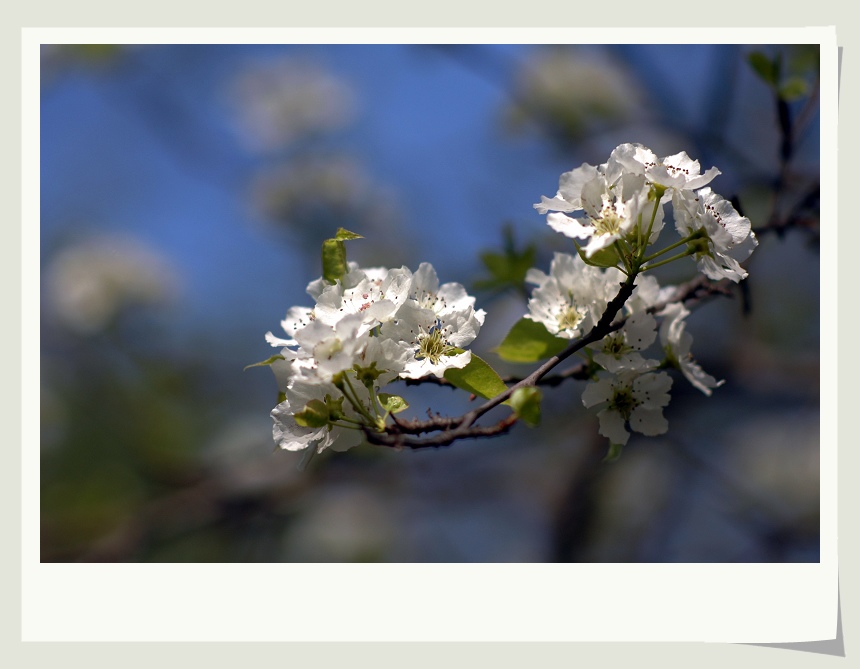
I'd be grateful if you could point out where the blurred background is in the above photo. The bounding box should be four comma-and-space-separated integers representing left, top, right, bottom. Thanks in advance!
40, 43, 821, 562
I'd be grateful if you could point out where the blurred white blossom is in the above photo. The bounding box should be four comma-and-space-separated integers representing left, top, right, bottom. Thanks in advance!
44, 235, 180, 334
506, 47, 644, 141
229, 55, 357, 152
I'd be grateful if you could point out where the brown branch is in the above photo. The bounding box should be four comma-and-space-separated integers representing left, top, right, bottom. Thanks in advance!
366, 274, 640, 450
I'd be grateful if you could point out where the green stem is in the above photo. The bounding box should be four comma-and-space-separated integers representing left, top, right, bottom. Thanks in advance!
614, 241, 632, 274
368, 384, 385, 420
636, 197, 663, 264
641, 249, 695, 272
641, 231, 702, 263
330, 421, 363, 431
336, 415, 365, 426
341, 373, 378, 425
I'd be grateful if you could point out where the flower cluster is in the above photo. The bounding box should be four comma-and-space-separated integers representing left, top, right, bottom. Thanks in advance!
264, 262, 485, 456
535, 142, 757, 282
257, 142, 755, 462
531, 143, 755, 452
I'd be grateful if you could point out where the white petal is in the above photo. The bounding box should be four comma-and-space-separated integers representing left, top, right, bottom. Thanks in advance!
547, 212, 593, 240
629, 406, 668, 436
534, 195, 577, 215
596, 408, 630, 445
582, 377, 614, 408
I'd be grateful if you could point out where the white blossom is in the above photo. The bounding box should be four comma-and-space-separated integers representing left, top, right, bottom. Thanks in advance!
271, 379, 362, 454
525, 252, 620, 339
673, 188, 758, 282
292, 314, 370, 382
582, 371, 673, 446
546, 172, 657, 257
381, 300, 483, 379
591, 312, 660, 374
659, 302, 724, 395
534, 162, 601, 214
313, 265, 413, 333
606, 143, 720, 192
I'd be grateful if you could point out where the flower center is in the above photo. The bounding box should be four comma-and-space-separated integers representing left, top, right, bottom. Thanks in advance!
609, 387, 639, 420
593, 203, 623, 236
417, 328, 451, 364
556, 304, 585, 333
315, 338, 343, 361
602, 333, 631, 359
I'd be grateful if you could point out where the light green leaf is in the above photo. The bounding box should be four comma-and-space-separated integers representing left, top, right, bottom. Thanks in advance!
779, 78, 809, 101
322, 239, 348, 284
378, 393, 409, 414
575, 242, 620, 269
243, 354, 285, 371
494, 318, 569, 363
474, 224, 537, 292
293, 399, 330, 428
443, 353, 508, 399
321, 229, 363, 283
748, 51, 778, 86
604, 442, 624, 463
334, 228, 364, 241
509, 386, 542, 427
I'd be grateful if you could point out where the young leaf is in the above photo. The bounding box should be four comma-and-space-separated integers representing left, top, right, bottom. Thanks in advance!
243, 354, 286, 371
748, 51, 778, 87
293, 399, 330, 428
509, 386, 542, 427
778, 78, 809, 101
474, 225, 537, 292
322, 229, 363, 283
377, 393, 409, 414
443, 353, 508, 399
575, 242, 621, 269
604, 442, 624, 463
334, 228, 364, 241
322, 239, 348, 284
494, 318, 568, 363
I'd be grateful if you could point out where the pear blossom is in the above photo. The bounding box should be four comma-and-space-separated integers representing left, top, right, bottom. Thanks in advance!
525, 252, 620, 339
591, 312, 660, 373
605, 143, 721, 192
659, 302, 724, 395
272, 379, 363, 454
409, 262, 477, 316
292, 314, 370, 382
313, 265, 413, 333
673, 187, 758, 282
382, 300, 483, 379
265, 305, 316, 348
545, 172, 658, 257
582, 371, 673, 447
534, 162, 601, 214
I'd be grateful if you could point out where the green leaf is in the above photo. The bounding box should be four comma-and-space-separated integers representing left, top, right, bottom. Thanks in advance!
494, 318, 569, 363
293, 399, 330, 428
509, 387, 542, 427
748, 51, 778, 86
334, 228, 364, 241
575, 242, 620, 269
474, 225, 537, 292
377, 393, 409, 414
787, 45, 819, 76
321, 229, 363, 284
321, 239, 348, 284
443, 353, 508, 399
603, 442, 624, 463
243, 354, 285, 371
778, 78, 809, 101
